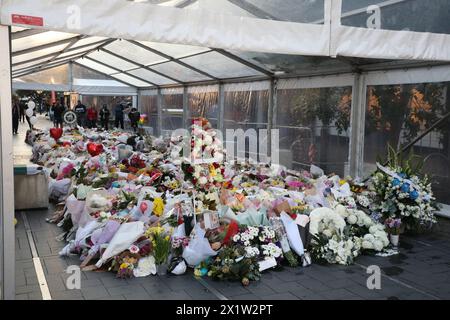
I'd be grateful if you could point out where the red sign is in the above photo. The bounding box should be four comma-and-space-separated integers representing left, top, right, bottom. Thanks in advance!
12, 14, 43, 27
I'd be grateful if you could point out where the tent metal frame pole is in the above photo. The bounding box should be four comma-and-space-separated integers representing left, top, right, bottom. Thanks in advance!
68, 62, 73, 93
183, 86, 189, 129
157, 88, 163, 137
13, 59, 72, 79
211, 48, 274, 77
11, 39, 109, 68
126, 40, 220, 81
348, 73, 367, 178
12, 53, 86, 76
268, 78, 277, 161
226, 0, 282, 21
72, 61, 139, 88
12, 35, 83, 57
176, 0, 198, 8
39, 36, 88, 70
83, 56, 156, 87
218, 83, 225, 133
100, 48, 184, 84
0, 25, 15, 300
11, 28, 47, 40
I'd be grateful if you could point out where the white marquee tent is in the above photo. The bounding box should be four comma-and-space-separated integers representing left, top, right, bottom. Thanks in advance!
1, 0, 450, 299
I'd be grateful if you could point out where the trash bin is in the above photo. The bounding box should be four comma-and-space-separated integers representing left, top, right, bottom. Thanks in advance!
14, 165, 49, 210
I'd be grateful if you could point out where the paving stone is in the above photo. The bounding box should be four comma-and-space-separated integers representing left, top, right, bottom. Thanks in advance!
246, 282, 276, 296
107, 284, 147, 296
99, 295, 126, 300
346, 284, 387, 299
81, 286, 110, 300
100, 276, 131, 288
325, 278, 355, 289
260, 292, 298, 300
230, 293, 261, 300
320, 288, 361, 300
28, 291, 43, 300
52, 290, 84, 300
16, 284, 40, 294
15, 293, 29, 300
185, 286, 219, 300
123, 291, 153, 300
153, 291, 193, 300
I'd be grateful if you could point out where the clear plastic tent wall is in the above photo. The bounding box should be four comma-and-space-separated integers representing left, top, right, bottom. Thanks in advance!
2, 0, 450, 205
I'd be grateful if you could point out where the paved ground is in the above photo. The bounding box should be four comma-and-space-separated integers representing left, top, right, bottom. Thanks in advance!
13, 116, 450, 300
14, 207, 450, 301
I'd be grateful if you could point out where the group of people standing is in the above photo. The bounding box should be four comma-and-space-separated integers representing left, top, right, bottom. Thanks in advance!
12, 98, 142, 135
72, 100, 141, 132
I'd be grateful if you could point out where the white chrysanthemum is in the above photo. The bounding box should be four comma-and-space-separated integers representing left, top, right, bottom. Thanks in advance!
347, 215, 357, 225
362, 240, 374, 250
335, 205, 348, 218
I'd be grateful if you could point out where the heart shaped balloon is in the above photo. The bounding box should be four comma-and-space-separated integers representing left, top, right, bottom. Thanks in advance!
87, 142, 104, 157
50, 128, 63, 141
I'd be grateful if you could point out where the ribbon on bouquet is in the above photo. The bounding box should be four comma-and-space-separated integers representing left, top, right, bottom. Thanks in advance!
376, 162, 420, 190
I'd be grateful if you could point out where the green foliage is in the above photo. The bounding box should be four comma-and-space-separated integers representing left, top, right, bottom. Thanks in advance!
208, 246, 261, 284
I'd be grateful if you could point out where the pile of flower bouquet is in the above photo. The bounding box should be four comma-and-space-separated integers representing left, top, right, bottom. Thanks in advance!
28, 119, 438, 286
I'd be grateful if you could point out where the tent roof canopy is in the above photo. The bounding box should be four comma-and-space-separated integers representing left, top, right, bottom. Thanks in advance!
5, 0, 450, 89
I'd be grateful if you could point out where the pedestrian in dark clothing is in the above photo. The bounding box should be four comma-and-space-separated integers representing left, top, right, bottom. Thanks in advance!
12, 103, 20, 134
19, 102, 26, 123
129, 107, 141, 133
100, 104, 110, 130
53, 103, 65, 129
74, 100, 87, 127
114, 102, 127, 130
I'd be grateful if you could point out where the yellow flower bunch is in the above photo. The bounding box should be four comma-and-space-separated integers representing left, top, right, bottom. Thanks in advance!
118, 164, 127, 171
145, 225, 164, 238
241, 182, 254, 188
339, 179, 347, 186
153, 197, 164, 217
119, 262, 130, 270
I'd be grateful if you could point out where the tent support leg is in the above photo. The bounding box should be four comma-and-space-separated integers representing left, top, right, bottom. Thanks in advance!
218, 83, 225, 134
349, 73, 367, 179
157, 88, 162, 137
268, 78, 277, 164
0, 25, 15, 300
183, 86, 189, 129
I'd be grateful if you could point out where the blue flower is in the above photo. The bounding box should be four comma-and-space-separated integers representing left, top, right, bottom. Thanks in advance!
409, 190, 419, 200
200, 267, 208, 276
398, 173, 407, 179
392, 178, 401, 187
400, 183, 410, 193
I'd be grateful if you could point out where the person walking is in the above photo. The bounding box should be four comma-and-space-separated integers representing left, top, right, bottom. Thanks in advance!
53, 102, 65, 129
114, 101, 126, 130
12, 103, 20, 135
19, 101, 26, 123
129, 107, 141, 133
99, 104, 110, 130
87, 105, 98, 129
74, 100, 87, 127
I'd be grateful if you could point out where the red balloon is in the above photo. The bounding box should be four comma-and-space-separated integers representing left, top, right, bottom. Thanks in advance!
87, 142, 104, 157
50, 128, 63, 141
140, 202, 148, 213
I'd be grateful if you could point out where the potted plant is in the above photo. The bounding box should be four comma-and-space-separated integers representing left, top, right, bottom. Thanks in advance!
384, 218, 402, 247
